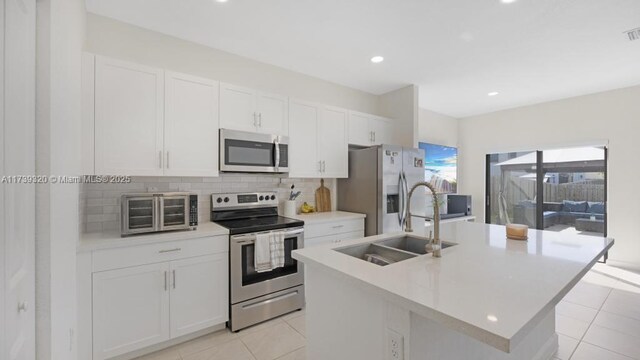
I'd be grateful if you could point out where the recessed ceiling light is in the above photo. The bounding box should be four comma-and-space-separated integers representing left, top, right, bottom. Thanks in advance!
487, 314, 498, 322
216, 0, 228, 3
488, 92, 499, 96
500, 0, 517, 3
370, 56, 384, 64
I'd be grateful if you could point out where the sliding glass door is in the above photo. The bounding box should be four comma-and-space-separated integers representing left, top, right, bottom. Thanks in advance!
486, 146, 607, 239
485, 151, 539, 227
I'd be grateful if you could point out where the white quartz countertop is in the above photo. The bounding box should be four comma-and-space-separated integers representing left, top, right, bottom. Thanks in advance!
78, 222, 229, 253
286, 211, 365, 224
292, 221, 613, 352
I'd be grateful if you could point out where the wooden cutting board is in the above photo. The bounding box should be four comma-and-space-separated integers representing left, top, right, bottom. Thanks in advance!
315, 178, 331, 212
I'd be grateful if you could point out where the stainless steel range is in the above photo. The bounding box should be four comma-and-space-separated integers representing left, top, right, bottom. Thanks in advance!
211, 192, 305, 332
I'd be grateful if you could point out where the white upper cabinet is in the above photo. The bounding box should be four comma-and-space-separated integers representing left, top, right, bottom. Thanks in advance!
347, 111, 394, 146
370, 116, 394, 145
289, 99, 348, 178
318, 106, 348, 178
90, 55, 221, 176
164, 72, 219, 177
94, 56, 164, 175
289, 99, 320, 178
220, 82, 288, 135
347, 111, 373, 146
219, 83, 257, 133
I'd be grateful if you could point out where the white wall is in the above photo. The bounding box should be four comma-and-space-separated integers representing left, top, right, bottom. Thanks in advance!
379, 85, 419, 147
418, 108, 458, 147
458, 85, 640, 269
36, 0, 85, 359
84, 13, 380, 116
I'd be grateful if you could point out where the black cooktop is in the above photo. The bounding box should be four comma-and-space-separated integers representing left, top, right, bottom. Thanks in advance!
214, 216, 304, 235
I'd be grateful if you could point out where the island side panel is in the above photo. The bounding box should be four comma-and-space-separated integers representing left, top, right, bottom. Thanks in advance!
410, 310, 558, 360
305, 265, 392, 360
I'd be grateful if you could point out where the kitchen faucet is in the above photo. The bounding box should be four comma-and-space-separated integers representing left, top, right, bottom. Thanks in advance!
404, 182, 441, 257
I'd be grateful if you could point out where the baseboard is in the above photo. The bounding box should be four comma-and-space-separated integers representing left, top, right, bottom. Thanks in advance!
109, 323, 227, 360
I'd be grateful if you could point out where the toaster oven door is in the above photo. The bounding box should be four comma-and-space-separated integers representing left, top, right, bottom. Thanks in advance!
122, 196, 158, 234
159, 195, 190, 231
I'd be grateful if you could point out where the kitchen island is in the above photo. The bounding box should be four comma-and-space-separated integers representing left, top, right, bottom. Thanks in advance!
292, 221, 613, 360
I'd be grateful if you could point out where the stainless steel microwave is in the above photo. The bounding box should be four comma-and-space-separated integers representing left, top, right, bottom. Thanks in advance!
121, 192, 198, 236
219, 129, 289, 173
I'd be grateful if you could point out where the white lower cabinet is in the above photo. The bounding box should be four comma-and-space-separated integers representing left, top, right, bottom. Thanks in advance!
89, 236, 229, 360
169, 254, 228, 338
304, 219, 365, 248
92, 263, 171, 360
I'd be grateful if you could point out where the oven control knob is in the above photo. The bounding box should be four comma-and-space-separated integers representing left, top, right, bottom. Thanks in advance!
259, 195, 264, 201
270, 195, 276, 200
216, 197, 222, 203
224, 197, 229, 203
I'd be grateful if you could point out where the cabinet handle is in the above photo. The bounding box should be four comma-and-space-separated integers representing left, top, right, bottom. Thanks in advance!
373, 132, 376, 142
159, 248, 181, 253
253, 112, 257, 126
158, 151, 162, 168
322, 161, 326, 172
318, 161, 322, 173
164, 271, 168, 291
258, 113, 262, 127
17, 301, 28, 313
166, 151, 170, 169
172, 270, 176, 289
332, 224, 344, 229
370, 131, 374, 142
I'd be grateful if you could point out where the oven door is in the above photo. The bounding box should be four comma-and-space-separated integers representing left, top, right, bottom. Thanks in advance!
220, 129, 289, 173
230, 227, 303, 304
159, 195, 190, 231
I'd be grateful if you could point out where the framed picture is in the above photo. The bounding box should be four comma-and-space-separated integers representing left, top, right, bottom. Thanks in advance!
418, 142, 457, 194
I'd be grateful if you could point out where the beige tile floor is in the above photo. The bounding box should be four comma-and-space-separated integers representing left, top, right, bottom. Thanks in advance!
136, 263, 640, 360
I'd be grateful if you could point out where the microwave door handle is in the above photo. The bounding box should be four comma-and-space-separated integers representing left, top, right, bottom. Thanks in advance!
274, 137, 281, 171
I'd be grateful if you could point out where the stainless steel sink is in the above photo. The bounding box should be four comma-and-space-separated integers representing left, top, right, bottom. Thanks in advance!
334, 243, 417, 266
376, 235, 457, 255
334, 235, 457, 266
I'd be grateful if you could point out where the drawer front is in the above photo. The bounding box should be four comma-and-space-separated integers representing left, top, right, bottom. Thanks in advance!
93, 236, 228, 272
304, 218, 364, 238
304, 234, 336, 248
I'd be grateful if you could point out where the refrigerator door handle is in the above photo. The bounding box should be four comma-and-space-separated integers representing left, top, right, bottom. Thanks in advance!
397, 173, 404, 226
401, 171, 409, 227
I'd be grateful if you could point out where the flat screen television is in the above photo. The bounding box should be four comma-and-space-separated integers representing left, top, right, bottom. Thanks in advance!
418, 142, 457, 194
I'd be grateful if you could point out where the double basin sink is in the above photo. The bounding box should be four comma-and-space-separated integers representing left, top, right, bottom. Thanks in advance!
334, 235, 457, 266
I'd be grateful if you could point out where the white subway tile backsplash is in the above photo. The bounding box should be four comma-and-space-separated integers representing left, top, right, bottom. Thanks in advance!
79, 174, 334, 233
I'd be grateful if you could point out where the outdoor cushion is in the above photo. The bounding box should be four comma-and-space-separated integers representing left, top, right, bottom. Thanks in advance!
562, 200, 588, 213
588, 202, 605, 214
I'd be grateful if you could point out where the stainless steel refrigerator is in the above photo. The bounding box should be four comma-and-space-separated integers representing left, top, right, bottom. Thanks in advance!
337, 145, 427, 236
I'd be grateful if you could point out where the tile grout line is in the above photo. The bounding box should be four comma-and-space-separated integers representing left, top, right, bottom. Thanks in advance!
568, 283, 614, 360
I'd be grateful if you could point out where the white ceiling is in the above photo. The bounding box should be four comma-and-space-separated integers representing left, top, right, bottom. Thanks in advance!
85, 0, 640, 118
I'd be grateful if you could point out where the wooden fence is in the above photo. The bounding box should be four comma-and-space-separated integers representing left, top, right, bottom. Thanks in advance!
489, 176, 605, 210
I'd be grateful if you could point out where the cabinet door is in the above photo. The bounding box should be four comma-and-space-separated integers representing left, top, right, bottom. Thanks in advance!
257, 91, 288, 135
165, 72, 219, 177
289, 99, 320, 178
92, 263, 170, 360
371, 117, 393, 145
319, 106, 348, 178
219, 82, 257, 132
94, 56, 164, 175
169, 254, 228, 338
348, 111, 373, 146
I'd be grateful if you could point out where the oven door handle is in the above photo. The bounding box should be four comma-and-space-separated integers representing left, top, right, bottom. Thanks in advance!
231, 228, 304, 243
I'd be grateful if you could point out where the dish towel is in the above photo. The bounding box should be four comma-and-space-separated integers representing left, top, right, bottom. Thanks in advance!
270, 231, 286, 269
254, 232, 273, 273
